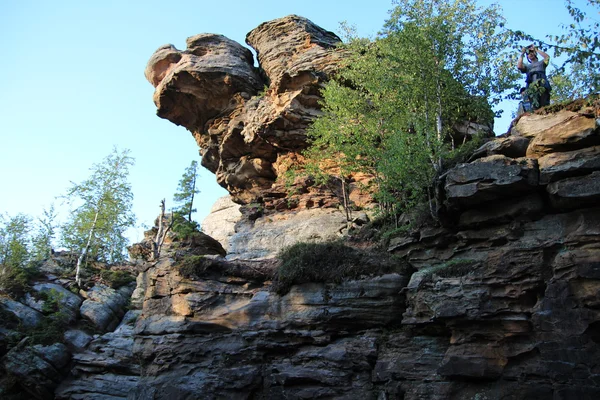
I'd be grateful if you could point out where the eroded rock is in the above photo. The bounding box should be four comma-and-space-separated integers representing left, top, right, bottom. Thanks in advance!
444, 155, 539, 208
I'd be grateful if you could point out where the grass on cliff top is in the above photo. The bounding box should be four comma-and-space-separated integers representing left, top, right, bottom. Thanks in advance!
272, 241, 411, 295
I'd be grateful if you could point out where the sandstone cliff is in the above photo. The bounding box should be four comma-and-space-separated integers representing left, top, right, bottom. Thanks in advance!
2, 15, 599, 400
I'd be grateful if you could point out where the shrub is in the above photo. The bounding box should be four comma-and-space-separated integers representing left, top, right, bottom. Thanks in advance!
178, 255, 214, 279
171, 212, 200, 241
0, 265, 40, 299
272, 241, 410, 295
27, 312, 69, 346
100, 269, 135, 289
420, 258, 479, 283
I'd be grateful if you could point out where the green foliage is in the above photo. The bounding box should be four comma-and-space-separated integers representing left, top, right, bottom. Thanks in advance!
304, 0, 515, 223
26, 311, 69, 346
60, 147, 136, 265
30, 205, 57, 262
0, 266, 38, 299
272, 241, 410, 295
170, 211, 200, 240
0, 214, 44, 298
173, 160, 200, 223
0, 214, 32, 270
178, 255, 212, 278
420, 258, 479, 282
549, 62, 597, 103
38, 289, 63, 314
441, 133, 487, 170
100, 269, 135, 289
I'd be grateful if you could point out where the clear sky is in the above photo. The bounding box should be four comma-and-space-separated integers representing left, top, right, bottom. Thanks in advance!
0, 0, 590, 243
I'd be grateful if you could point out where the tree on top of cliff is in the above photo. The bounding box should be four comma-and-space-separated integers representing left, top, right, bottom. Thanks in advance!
173, 160, 200, 223
171, 160, 201, 238
60, 147, 135, 285
306, 0, 515, 220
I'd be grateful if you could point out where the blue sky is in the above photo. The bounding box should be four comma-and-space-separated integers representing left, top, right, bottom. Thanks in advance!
0, 0, 591, 243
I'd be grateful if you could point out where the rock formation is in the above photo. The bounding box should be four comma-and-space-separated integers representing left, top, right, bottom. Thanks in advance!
145, 15, 344, 205
2, 14, 600, 400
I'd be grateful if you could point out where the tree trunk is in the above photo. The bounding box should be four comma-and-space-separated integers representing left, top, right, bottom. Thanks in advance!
153, 199, 167, 260
75, 210, 99, 287
341, 176, 351, 227
188, 174, 196, 223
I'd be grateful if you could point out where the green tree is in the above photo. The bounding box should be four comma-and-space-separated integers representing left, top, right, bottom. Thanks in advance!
0, 213, 32, 270
305, 0, 514, 219
31, 205, 57, 262
60, 147, 135, 285
173, 160, 200, 223
0, 213, 36, 297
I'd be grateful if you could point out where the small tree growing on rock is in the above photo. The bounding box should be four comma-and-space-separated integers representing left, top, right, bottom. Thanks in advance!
172, 160, 200, 237
60, 147, 135, 286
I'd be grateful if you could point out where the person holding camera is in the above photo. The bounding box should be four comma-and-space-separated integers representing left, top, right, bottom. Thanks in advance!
517, 45, 551, 110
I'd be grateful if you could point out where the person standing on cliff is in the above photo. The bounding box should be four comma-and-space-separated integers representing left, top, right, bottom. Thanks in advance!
517, 44, 551, 110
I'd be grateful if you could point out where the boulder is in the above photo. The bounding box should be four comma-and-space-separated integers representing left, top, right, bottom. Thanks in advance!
0, 297, 43, 328
63, 329, 93, 352
468, 135, 530, 161
27, 283, 83, 323
80, 283, 134, 332
2, 340, 69, 400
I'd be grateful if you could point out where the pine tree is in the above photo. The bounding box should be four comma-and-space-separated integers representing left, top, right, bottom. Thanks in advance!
173, 160, 200, 223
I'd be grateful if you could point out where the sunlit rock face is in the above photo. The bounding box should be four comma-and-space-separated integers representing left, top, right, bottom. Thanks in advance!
146, 15, 343, 205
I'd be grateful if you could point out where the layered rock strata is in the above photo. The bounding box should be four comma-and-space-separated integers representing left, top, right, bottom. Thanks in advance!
50, 100, 600, 399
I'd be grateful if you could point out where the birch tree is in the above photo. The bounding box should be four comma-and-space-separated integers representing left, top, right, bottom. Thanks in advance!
305, 0, 515, 219
60, 148, 135, 285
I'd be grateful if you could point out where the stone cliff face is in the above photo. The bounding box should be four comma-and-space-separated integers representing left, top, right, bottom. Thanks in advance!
4, 15, 600, 400
49, 100, 599, 399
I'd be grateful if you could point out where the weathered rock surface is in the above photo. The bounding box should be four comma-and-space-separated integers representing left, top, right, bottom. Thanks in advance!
3, 340, 70, 400
49, 18, 600, 400
146, 15, 344, 204
468, 135, 530, 161
0, 297, 44, 328
444, 154, 538, 208
80, 283, 135, 332
26, 283, 83, 323
228, 207, 349, 259
55, 310, 140, 400
514, 109, 600, 158
200, 195, 242, 251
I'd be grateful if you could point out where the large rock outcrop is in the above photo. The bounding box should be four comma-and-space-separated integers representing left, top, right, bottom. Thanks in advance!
50, 96, 600, 399
26, 13, 598, 399
146, 15, 343, 204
